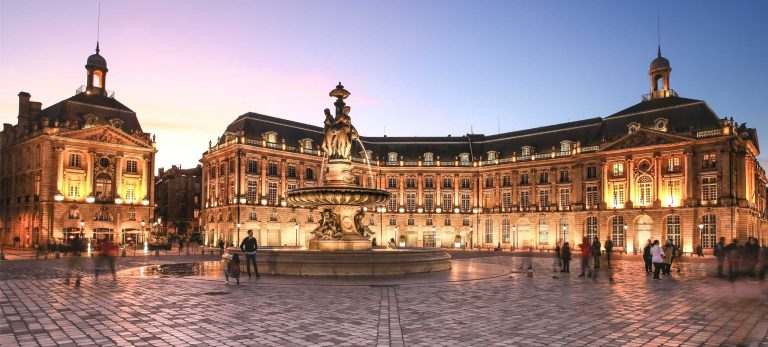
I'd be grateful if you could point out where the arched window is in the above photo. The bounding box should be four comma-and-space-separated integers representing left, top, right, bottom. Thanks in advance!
666, 215, 681, 246
484, 218, 493, 244
585, 216, 598, 241
93, 70, 103, 88
538, 218, 548, 245
612, 162, 624, 176
94, 173, 113, 201
701, 214, 717, 248
637, 175, 653, 206
305, 168, 314, 180
502, 218, 510, 243
611, 216, 625, 247
423, 153, 434, 165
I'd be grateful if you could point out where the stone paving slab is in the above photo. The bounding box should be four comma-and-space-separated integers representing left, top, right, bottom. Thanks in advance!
1, 255, 766, 346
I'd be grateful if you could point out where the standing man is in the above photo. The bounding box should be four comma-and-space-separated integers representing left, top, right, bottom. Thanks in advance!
218, 239, 225, 255
713, 237, 726, 277
604, 237, 614, 268
643, 240, 653, 274
578, 237, 592, 278
591, 236, 602, 270
240, 230, 261, 278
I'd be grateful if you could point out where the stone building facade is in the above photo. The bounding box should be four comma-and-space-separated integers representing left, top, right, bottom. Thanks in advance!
154, 165, 202, 237
201, 49, 767, 253
0, 45, 157, 248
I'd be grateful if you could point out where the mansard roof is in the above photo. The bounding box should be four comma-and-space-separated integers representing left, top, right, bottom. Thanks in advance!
35, 92, 142, 133
216, 95, 750, 160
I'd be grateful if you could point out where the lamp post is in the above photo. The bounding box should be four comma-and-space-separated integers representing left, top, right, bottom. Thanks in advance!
431, 225, 436, 247
562, 225, 567, 246
698, 223, 704, 249
472, 207, 480, 249
236, 223, 241, 246
623, 224, 629, 254
141, 220, 147, 254
512, 224, 517, 251
469, 226, 474, 249
294, 222, 299, 247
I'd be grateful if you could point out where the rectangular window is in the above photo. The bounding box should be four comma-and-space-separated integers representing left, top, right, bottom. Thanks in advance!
287, 165, 297, 178
125, 184, 136, 202
442, 177, 452, 189
612, 162, 624, 177
520, 191, 530, 209
484, 220, 493, 244
612, 183, 625, 207
268, 163, 278, 176
246, 180, 258, 201
388, 194, 398, 212
559, 170, 569, 183
268, 182, 278, 205
485, 176, 493, 188
126, 160, 138, 173
460, 178, 471, 189
587, 165, 597, 179
460, 193, 471, 213
666, 179, 681, 206
559, 188, 570, 209
539, 189, 549, 208
406, 177, 416, 188
247, 160, 259, 174
502, 175, 511, 187
586, 186, 598, 207
229, 160, 235, 174
702, 177, 718, 202
502, 220, 510, 243
703, 153, 717, 168
539, 172, 548, 184
128, 212, 136, 221
406, 193, 416, 212
67, 182, 80, 199
424, 177, 434, 188
667, 157, 681, 172
442, 193, 453, 211
425, 193, 434, 212
666, 215, 681, 246
388, 177, 398, 188
502, 192, 512, 210
68, 153, 81, 168
220, 164, 226, 177
520, 174, 529, 185
287, 183, 297, 191
389, 216, 397, 226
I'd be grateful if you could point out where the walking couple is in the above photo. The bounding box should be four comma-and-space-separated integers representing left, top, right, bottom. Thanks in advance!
224, 230, 262, 284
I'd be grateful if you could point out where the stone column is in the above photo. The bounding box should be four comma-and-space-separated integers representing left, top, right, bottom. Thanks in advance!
114, 155, 123, 199
55, 147, 65, 193
684, 150, 694, 206
260, 157, 268, 197
654, 154, 662, 207
598, 159, 607, 209
625, 156, 633, 208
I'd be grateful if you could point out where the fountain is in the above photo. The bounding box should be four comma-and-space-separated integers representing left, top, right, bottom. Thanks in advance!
225, 83, 451, 276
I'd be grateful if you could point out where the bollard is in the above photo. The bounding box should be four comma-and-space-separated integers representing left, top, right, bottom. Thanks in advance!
55, 250, 60, 259
155, 249, 160, 256
527, 268, 533, 277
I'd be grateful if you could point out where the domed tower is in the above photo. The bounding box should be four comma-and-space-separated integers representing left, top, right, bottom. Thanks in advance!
85, 42, 108, 96
648, 45, 673, 99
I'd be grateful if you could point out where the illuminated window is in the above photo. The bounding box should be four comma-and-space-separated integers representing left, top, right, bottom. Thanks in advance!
611, 216, 625, 247
460, 178, 471, 189
68, 153, 81, 168
94, 174, 113, 200
520, 191, 530, 209
484, 219, 493, 243
125, 184, 136, 202
559, 188, 570, 209
560, 216, 568, 242
538, 218, 548, 245
67, 181, 80, 199
389, 216, 397, 225
666, 179, 681, 206
425, 193, 434, 211
560, 141, 571, 153
247, 180, 258, 201
444, 216, 452, 226
127, 211, 136, 221
666, 215, 681, 246
612, 183, 625, 207
425, 217, 433, 226
459, 153, 470, 164
612, 162, 624, 176
502, 192, 512, 210
424, 176, 434, 188
249, 211, 257, 220
388, 194, 398, 212
502, 219, 510, 243
701, 214, 717, 248
460, 193, 471, 213
407, 216, 414, 226
406, 193, 416, 211
637, 175, 653, 206
487, 151, 496, 161
539, 189, 549, 208
126, 160, 138, 174
586, 186, 599, 207
667, 157, 680, 172
424, 153, 434, 165
442, 193, 453, 211
585, 217, 597, 242
388, 177, 397, 188
485, 176, 493, 188
388, 152, 398, 164
703, 153, 717, 168
702, 177, 718, 202
521, 146, 533, 157
302, 138, 313, 150
268, 182, 278, 205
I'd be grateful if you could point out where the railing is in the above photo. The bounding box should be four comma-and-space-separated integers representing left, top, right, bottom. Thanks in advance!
642, 89, 678, 101
75, 85, 115, 98
582, 145, 600, 153
696, 129, 723, 138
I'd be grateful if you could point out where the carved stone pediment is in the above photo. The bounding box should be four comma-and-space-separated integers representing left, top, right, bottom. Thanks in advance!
601, 129, 691, 152
63, 126, 151, 148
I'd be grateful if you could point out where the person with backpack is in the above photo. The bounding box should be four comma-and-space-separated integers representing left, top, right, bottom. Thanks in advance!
224, 253, 241, 284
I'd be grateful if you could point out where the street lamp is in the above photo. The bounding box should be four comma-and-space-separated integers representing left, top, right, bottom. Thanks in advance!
141, 220, 147, 254
512, 224, 517, 251
85, 195, 95, 203
236, 223, 241, 245
623, 224, 629, 254
472, 207, 480, 249
698, 223, 704, 248
294, 222, 299, 247
54, 192, 64, 202
561, 225, 567, 246
469, 226, 474, 249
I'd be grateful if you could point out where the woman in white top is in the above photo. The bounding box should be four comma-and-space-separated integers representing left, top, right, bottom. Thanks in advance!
650, 240, 665, 279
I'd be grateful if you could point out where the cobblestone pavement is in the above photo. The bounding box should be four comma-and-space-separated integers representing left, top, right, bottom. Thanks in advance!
1, 254, 767, 347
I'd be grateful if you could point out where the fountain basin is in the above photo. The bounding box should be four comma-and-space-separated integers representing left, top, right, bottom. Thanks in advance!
286, 187, 389, 207
224, 247, 451, 276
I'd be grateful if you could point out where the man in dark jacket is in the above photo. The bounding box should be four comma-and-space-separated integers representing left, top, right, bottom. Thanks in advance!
604, 237, 614, 268
714, 237, 726, 277
591, 237, 602, 270
240, 230, 261, 278
643, 241, 653, 273
725, 239, 739, 280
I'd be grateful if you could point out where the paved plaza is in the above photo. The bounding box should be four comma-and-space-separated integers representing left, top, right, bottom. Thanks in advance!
1, 253, 767, 347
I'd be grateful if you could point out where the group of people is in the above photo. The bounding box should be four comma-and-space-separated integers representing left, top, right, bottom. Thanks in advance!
714, 236, 766, 280
223, 230, 262, 284
64, 237, 119, 286
645, 239, 680, 279
551, 236, 614, 280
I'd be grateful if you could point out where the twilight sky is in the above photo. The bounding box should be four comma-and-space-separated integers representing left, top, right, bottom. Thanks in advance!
1, 1, 767, 170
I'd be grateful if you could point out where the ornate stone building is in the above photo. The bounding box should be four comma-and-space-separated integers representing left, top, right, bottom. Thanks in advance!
155, 165, 202, 237
0, 44, 157, 248
200, 49, 767, 253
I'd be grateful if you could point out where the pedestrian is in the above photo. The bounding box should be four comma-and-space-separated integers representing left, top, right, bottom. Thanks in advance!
662, 239, 675, 275
604, 237, 614, 268
218, 239, 225, 255
643, 240, 653, 274
224, 253, 241, 284
725, 238, 739, 280
757, 243, 768, 280
696, 244, 704, 257
651, 240, 664, 280
561, 242, 571, 273
591, 236, 601, 270
65, 236, 84, 287
714, 237, 726, 277
744, 237, 760, 277
554, 242, 562, 272
578, 237, 592, 278
178, 237, 184, 254
239, 230, 261, 278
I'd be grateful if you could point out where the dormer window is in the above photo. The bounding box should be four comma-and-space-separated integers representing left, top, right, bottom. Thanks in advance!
424, 152, 434, 165
560, 141, 572, 153
387, 152, 398, 164
486, 151, 497, 161
459, 153, 470, 164
109, 118, 123, 130
359, 150, 373, 161
521, 146, 534, 157
627, 122, 641, 134
84, 114, 98, 127
301, 138, 313, 150
263, 131, 278, 143
654, 118, 669, 132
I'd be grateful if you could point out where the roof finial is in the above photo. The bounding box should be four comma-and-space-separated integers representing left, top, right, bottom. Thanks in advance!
657, 16, 661, 57
96, 0, 101, 54
96, 41, 100, 55
657, 44, 661, 58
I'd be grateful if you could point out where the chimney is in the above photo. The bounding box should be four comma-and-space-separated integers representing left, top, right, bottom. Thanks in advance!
17, 92, 31, 128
